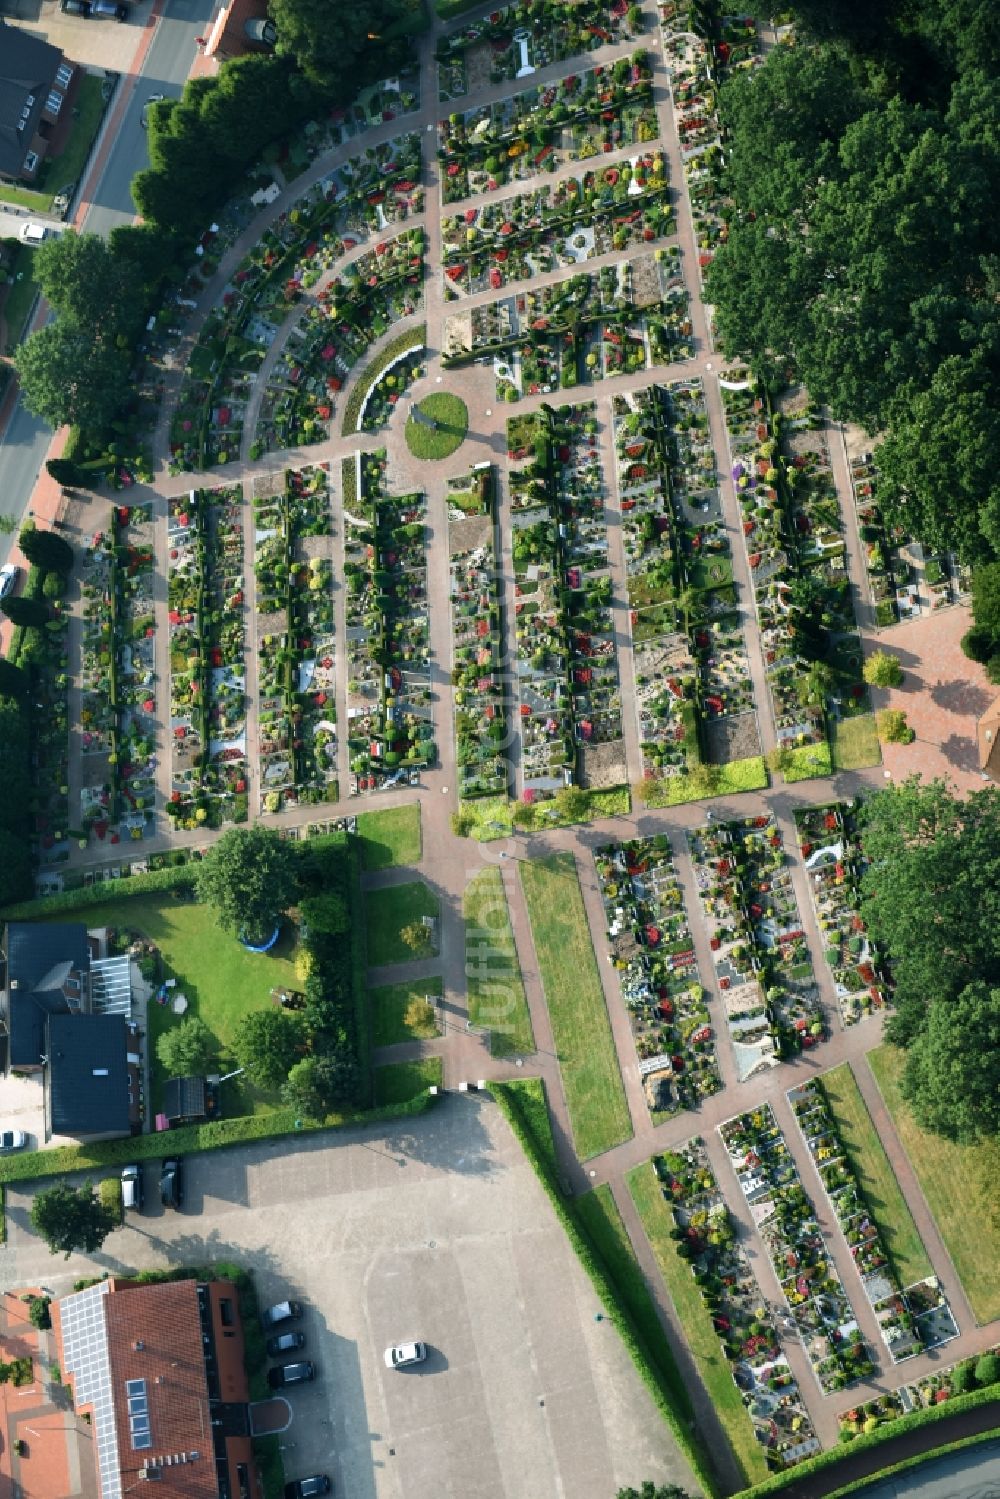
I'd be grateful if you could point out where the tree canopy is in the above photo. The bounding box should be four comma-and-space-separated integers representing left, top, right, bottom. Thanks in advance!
232, 1009, 304, 1088
155, 1016, 219, 1078
195, 825, 299, 943
30, 1182, 118, 1259
268, 0, 425, 92
901, 983, 1000, 1142
15, 322, 133, 433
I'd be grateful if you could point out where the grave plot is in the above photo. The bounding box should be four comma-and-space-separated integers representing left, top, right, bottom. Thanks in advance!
655, 1140, 820, 1470
436, 0, 638, 102
169, 136, 423, 473
594, 836, 721, 1118
688, 815, 825, 1080
720, 1104, 876, 1394
255, 227, 425, 457
838, 1341, 1000, 1438
659, 14, 760, 281
441, 153, 673, 298
449, 464, 510, 801
789, 1079, 958, 1364
78, 504, 157, 845
438, 53, 658, 203
444, 251, 689, 400
166, 485, 248, 828
793, 803, 887, 1027
614, 380, 757, 786
253, 465, 337, 815
344, 453, 433, 795
508, 404, 626, 794
848, 451, 967, 625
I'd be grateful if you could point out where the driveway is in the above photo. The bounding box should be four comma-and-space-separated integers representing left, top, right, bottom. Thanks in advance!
0, 1095, 697, 1499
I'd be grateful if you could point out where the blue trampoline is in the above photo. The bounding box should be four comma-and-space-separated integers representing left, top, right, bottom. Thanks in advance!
240, 925, 280, 954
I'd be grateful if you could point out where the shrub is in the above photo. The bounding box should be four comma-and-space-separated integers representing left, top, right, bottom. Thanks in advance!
863, 649, 903, 688
876, 709, 914, 744
974, 1353, 1000, 1388
961, 626, 994, 663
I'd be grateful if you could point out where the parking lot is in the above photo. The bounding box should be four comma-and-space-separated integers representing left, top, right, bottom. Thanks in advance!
2, 1095, 695, 1499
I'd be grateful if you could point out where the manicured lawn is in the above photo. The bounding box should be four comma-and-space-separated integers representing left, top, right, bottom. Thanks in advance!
357, 804, 422, 871
405, 392, 468, 459
831, 713, 881, 771
37, 74, 107, 200
370, 976, 442, 1047
458, 796, 513, 841
365, 880, 440, 967
464, 867, 534, 1057
780, 740, 833, 782
373, 1055, 442, 1105
519, 853, 631, 1158
626, 1161, 768, 1487
818, 1063, 931, 1289
0, 247, 39, 352
868, 1045, 1000, 1323
45, 895, 298, 1117
638, 756, 768, 808
456, 787, 630, 840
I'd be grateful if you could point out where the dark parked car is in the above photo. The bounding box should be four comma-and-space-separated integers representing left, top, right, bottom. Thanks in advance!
261, 1300, 303, 1329
267, 1361, 315, 1390
284, 1479, 331, 1499
91, 0, 129, 17
60, 0, 91, 13
267, 1331, 306, 1357
160, 1157, 183, 1209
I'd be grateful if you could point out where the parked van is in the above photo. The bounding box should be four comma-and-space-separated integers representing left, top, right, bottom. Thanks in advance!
91, 0, 128, 16
121, 1163, 144, 1211
19, 222, 48, 245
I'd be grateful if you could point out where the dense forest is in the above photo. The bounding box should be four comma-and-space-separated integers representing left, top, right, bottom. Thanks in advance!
706, 0, 1000, 564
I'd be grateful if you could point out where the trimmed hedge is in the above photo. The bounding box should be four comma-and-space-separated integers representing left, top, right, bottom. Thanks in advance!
489, 1080, 718, 1499
741, 1387, 1000, 1499
0, 1092, 436, 1187
1, 863, 198, 919
825, 1429, 1000, 1498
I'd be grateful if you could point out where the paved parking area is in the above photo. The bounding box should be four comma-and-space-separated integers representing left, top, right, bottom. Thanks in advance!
4, 0, 157, 75
1, 1096, 696, 1499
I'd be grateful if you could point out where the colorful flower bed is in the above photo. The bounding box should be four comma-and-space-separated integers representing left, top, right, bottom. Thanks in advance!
508, 403, 625, 793
789, 1078, 958, 1363
595, 837, 721, 1117
343, 453, 434, 793
254, 227, 425, 456
688, 815, 825, 1081
166, 485, 247, 827
360, 348, 424, 433
436, 0, 639, 102
792, 803, 887, 1027
613, 378, 758, 783
720, 1104, 876, 1393
449, 463, 510, 799
838, 1342, 1000, 1438
440, 153, 673, 296
253, 465, 337, 814
655, 1138, 820, 1469
437, 53, 658, 203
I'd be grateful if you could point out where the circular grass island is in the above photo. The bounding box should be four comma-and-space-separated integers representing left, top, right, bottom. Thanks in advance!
404, 392, 468, 460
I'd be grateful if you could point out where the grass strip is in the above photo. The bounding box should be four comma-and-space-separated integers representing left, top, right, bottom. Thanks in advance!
370, 976, 442, 1047
779, 741, 833, 782
830, 713, 881, 771
867, 1045, 1000, 1323
519, 852, 631, 1158
365, 880, 440, 966
357, 803, 422, 870
636, 756, 768, 808
818, 1063, 931, 1289
373, 1056, 443, 1105
626, 1160, 768, 1487
463, 866, 534, 1057
490, 1079, 716, 1498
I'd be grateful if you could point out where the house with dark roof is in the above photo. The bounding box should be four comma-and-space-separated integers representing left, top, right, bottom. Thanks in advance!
0, 20, 76, 183
55, 1275, 254, 1499
1, 921, 142, 1142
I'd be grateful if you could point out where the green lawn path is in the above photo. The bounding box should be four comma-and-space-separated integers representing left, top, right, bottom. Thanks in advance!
370, 977, 442, 1048
518, 853, 631, 1158
357, 804, 422, 871
819, 1063, 931, 1289
365, 880, 440, 967
868, 1045, 1000, 1323
626, 1161, 768, 1487
374, 1056, 442, 1105
463, 867, 534, 1057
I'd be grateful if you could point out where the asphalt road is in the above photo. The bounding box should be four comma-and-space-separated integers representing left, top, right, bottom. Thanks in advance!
0, 0, 217, 555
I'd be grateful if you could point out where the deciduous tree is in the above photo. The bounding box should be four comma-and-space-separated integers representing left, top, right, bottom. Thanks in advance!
155, 1016, 219, 1077
195, 825, 299, 943
901, 983, 1000, 1141
30, 1182, 118, 1259
232, 1009, 303, 1088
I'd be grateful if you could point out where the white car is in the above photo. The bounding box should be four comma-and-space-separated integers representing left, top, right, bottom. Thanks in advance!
384, 1341, 426, 1370
0, 1130, 28, 1153
0, 563, 19, 601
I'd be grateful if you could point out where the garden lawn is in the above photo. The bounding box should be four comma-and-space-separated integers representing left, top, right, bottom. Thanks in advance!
464, 867, 534, 1057
370, 976, 442, 1048
819, 1064, 931, 1289
374, 1055, 442, 1105
459, 796, 513, 841
1, 247, 39, 351
519, 853, 631, 1158
357, 804, 422, 871
37, 75, 107, 199
626, 1161, 768, 1487
405, 392, 468, 459
638, 756, 767, 808
44, 895, 298, 1117
365, 880, 440, 967
868, 1045, 1000, 1323
780, 740, 833, 782
831, 713, 881, 771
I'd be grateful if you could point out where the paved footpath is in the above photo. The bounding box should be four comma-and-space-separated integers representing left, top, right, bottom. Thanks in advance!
21, 2, 998, 1491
